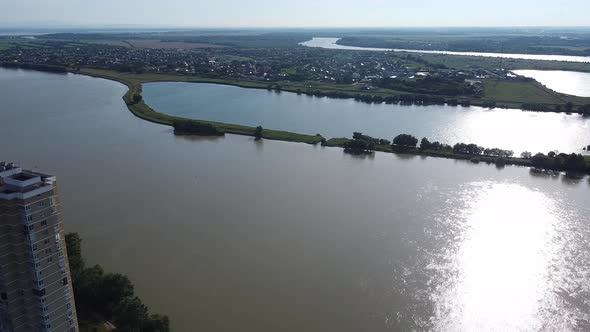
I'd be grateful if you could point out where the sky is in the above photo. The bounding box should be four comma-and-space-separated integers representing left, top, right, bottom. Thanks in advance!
1, 0, 589, 28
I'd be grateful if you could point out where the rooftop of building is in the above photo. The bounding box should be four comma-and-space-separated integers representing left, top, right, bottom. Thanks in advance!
0, 162, 55, 200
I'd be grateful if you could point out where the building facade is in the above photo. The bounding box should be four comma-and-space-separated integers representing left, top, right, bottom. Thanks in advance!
0, 163, 78, 332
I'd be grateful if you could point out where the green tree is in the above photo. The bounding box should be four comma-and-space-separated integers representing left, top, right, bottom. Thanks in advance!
65, 233, 84, 280
420, 137, 431, 150
393, 134, 419, 147
520, 151, 532, 159
254, 126, 263, 140
132, 94, 143, 104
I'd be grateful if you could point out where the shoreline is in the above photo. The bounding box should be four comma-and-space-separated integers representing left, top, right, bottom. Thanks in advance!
7, 66, 587, 176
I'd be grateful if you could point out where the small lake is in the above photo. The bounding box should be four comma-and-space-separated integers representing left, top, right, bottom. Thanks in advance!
300, 37, 590, 63
512, 69, 590, 97
143, 82, 590, 154
2, 68, 590, 331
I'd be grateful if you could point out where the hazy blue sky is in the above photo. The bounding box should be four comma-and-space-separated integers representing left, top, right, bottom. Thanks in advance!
2, 0, 589, 28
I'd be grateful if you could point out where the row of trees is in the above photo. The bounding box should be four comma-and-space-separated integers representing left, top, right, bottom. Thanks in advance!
1, 62, 68, 73
344, 133, 421, 153
293, 89, 473, 107
341, 131, 589, 173
531, 152, 589, 173
522, 102, 590, 115
172, 119, 225, 136
420, 138, 453, 152
66, 233, 170, 332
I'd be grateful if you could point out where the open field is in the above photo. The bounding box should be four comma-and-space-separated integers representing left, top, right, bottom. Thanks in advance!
481, 80, 571, 105
0, 42, 13, 50
124, 39, 225, 49
81, 39, 131, 47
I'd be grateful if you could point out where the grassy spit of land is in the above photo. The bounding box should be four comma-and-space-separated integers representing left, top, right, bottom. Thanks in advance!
76, 68, 589, 174
79, 68, 324, 144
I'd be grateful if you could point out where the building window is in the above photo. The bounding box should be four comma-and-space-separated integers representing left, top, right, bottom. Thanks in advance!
62, 277, 68, 286
33, 288, 46, 297
43, 306, 49, 312
32, 244, 38, 251
45, 248, 52, 254
25, 205, 31, 212
47, 256, 53, 263
0, 292, 7, 300
41, 220, 48, 226
44, 239, 50, 245
38, 280, 44, 287
28, 224, 35, 231
26, 215, 33, 222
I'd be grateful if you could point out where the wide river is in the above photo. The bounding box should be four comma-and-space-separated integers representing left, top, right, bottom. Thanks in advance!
1, 68, 590, 331
301, 37, 590, 63
143, 82, 590, 154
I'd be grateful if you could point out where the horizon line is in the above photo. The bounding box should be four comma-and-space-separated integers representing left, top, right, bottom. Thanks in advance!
2, 24, 590, 30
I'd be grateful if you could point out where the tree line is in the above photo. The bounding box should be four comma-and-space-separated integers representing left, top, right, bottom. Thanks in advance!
294, 88, 473, 107
172, 119, 225, 136
522, 102, 590, 115
340, 132, 589, 174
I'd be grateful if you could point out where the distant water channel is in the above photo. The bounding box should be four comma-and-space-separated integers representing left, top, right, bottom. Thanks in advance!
512, 69, 590, 97
143, 82, 590, 154
2, 68, 590, 331
300, 37, 590, 63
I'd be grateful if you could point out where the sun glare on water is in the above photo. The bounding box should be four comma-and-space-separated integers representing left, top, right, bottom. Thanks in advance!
430, 182, 586, 331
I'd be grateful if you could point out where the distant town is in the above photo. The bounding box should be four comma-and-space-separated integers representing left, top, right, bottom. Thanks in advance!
1, 31, 589, 113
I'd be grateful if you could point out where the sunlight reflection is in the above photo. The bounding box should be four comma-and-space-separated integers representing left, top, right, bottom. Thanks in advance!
433, 183, 558, 331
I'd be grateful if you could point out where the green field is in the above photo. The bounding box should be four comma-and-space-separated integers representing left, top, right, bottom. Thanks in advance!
0, 42, 14, 50
481, 80, 568, 106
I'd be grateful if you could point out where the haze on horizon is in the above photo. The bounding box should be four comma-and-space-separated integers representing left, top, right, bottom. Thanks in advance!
2, 0, 590, 29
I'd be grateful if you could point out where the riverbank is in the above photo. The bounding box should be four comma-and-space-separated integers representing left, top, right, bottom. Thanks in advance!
74, 68, 589, 175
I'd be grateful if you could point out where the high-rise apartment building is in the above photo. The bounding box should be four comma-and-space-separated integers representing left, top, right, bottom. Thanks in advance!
0, 162, 78, 332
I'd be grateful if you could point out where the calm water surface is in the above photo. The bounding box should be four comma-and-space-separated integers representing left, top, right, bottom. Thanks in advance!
144, 82, 590, 154
1, 68, 590, 331
513, 69, 590, 97
301, 37, 590, 63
